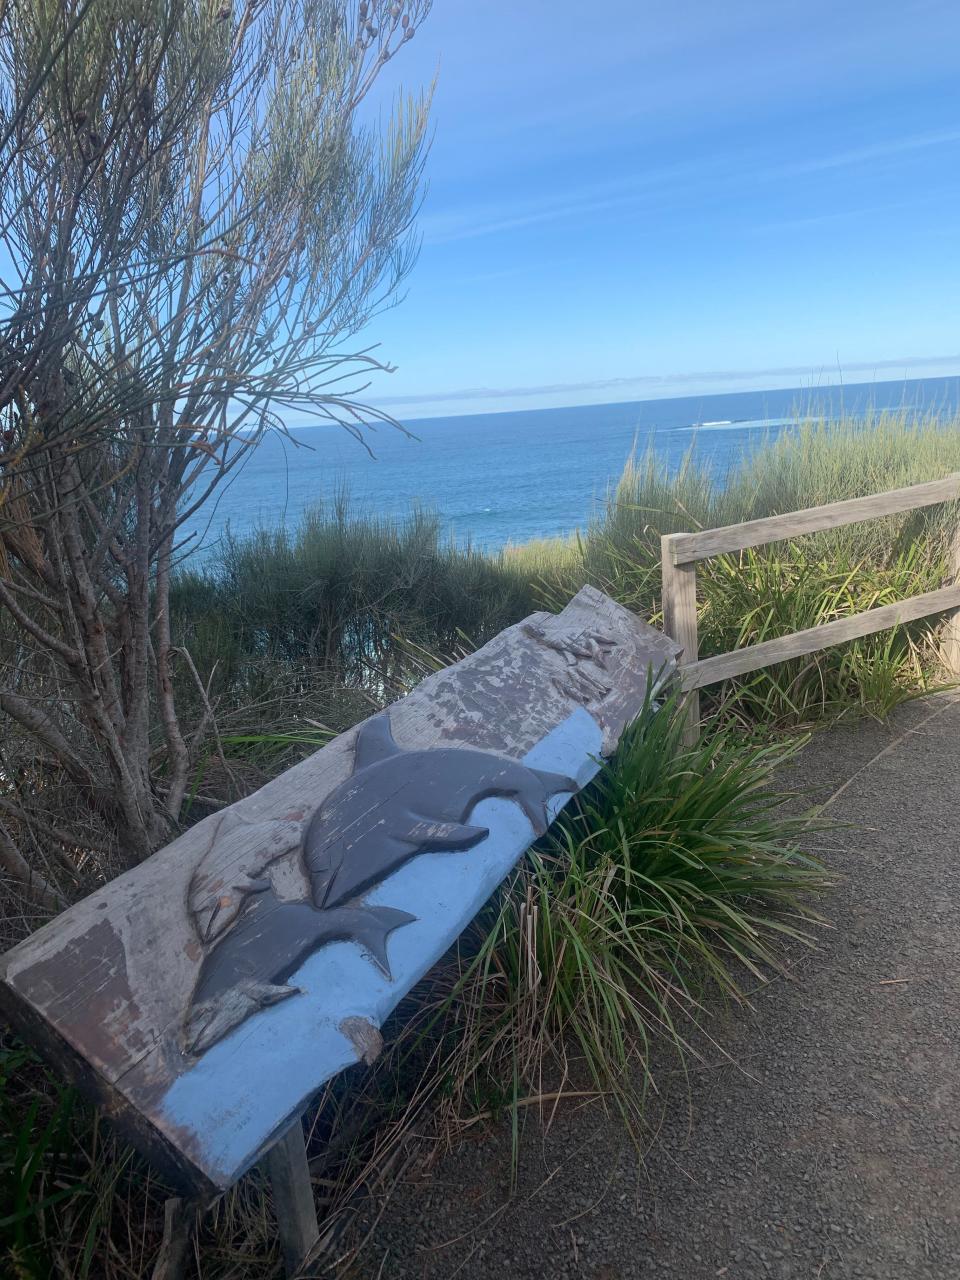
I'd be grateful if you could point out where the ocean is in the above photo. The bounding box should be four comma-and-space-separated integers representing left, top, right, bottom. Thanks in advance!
185, 375, 960, 558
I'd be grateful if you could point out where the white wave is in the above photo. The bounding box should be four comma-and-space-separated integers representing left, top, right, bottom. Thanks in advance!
684, 416, 795, 432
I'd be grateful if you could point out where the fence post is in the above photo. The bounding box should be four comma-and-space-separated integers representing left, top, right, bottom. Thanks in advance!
661, 534, 700, 744
943, 517, 960, 677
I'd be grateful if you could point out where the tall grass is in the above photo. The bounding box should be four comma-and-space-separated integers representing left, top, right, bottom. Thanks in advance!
2, 411, 954, 1275
419, 688, 827, 1134
174, 412, 960, 755
174, 499, 536, 687
512, 412, 960, 726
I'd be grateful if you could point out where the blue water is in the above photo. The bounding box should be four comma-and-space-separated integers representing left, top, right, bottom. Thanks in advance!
184, 375, 960, 557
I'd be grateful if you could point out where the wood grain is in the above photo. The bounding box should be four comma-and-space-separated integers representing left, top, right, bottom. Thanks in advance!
681, 585, 960, 690
263, 1121, 319, 1276
941, 520, 960, 676
0, 587, 678, 1196
150, 1198, 197, 1280
666, 475, 960, 565
661, 535, 700, 744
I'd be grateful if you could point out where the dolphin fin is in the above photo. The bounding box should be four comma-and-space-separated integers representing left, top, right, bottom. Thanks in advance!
533, 766, 579, 797
349, 904, 417, 977
519, 796, 551, 837
353, 713, 402, 771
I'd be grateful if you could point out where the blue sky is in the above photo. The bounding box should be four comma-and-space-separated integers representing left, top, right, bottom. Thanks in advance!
362, 0, 960, 418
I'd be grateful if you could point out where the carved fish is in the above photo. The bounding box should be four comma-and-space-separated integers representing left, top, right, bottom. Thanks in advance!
522, 622, 617, 670
183, 891, 415, 1056
302, 714, 578, 909
183, 714, 578, 1056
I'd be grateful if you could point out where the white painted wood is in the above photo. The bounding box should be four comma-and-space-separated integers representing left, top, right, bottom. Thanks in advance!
681, 585, 960, 691
666, 474, 960, 565
661, 535, 700, 744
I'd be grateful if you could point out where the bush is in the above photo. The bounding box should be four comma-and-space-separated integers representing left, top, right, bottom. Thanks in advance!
405, 687, 828, 1142
175, 412, 960, 750
173, 501, 536, 694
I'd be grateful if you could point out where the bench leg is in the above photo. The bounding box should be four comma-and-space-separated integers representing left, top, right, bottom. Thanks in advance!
264, 1118, 320, 1276
151, 1196, 198, 1280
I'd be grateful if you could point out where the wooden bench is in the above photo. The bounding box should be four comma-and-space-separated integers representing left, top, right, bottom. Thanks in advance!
0, 586, 678, 1275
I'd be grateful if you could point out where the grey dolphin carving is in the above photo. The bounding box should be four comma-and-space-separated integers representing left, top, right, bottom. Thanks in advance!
183, 891, 416, 1055
183, 714, 578, 1055
303, 713, 578, 909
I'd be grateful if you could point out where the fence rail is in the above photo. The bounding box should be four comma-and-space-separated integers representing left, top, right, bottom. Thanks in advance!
661, 473, 960, 741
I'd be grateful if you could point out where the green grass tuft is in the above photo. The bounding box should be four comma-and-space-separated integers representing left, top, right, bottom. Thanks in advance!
412, 688, 829, 1145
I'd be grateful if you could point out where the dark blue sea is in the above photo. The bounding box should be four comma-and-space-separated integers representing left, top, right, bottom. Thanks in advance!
185, 375, 960, 557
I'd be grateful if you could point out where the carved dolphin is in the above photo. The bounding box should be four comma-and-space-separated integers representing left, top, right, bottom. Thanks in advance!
302, 714, 579, 910
183, 714, 578, 1055
183, 890, 415, 1055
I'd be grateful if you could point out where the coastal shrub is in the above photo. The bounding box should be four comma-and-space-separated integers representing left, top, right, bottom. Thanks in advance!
0, 0, 433, 909
173, 502, 537, 691
173, 411, 960, 751
415, 687, 826, 1132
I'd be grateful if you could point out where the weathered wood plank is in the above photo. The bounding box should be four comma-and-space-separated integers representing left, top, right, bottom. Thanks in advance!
942, 520, 960, 677
150, 1197, 198, 1280
681, 584, 960, 691
263, 1120, 320, 1276
0, 587, 678, 1196
661, 535, 700, 744
665, 474, 960, 565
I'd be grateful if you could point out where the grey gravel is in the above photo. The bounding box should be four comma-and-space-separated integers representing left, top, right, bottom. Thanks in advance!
344, 693, 960, 1280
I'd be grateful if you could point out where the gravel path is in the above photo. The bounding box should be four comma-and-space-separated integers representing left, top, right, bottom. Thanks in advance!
347, 692, 960, 1280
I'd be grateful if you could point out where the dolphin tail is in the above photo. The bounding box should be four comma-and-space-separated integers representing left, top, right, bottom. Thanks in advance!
521, 767, 580, 836
348, 904, 417, 976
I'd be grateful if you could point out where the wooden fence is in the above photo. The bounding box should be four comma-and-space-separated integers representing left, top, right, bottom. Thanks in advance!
661, 474, 960, 741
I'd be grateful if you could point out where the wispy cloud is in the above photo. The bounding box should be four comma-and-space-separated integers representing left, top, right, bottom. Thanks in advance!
775, 126, 960, 178
418, 157, 726, 245
749, 196, 928, 235
419, 126, 960, 246
372, 353, 960, 410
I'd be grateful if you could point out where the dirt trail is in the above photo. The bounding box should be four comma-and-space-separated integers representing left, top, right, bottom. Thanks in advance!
348, 692, 960, 1280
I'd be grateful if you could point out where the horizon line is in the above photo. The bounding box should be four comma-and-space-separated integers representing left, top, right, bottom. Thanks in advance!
368, 353, 960, 416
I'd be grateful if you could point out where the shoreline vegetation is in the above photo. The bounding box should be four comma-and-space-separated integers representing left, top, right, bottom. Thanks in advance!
4, 409, 960, 1276
174, 410, 960, 773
